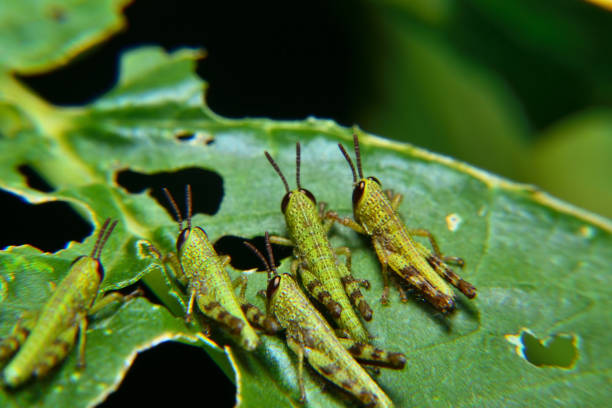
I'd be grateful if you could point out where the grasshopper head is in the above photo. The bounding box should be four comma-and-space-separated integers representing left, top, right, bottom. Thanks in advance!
265, 142, 318, 214
351, 176, 381, 208
71, 255, 105, 280
176, 226, 208, 255
338, 135, 384, 216
163, 185, 209, 256
243, 232, 286, 311
72, 218, 118, 281
281, 188, 316, 214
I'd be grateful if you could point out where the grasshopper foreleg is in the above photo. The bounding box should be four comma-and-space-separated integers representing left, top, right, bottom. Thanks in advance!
325, 211, 366, 235
285, 321, 307, 402
268, 235, 294, 247
234, 274, 280, 333
163, 252, 189, 286
372, 238, 392, 305
384, 189, 403, 210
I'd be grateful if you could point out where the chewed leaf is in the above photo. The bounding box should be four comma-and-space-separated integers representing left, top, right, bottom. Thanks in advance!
0, 8, 610, 408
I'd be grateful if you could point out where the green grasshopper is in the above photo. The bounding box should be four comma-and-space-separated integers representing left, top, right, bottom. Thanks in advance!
329, 134, 477, 312
245, 233, 406, 407
0, 218, 133, 387
265, 143, 373, 342
162, 186, 278, 351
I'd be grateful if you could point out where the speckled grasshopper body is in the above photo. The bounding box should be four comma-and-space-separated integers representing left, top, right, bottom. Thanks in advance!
246, 233, 405, 407
265, 143, 372, 342
0, 219, 130, 387
162, 186, 277, 351
329, 134, 477, 312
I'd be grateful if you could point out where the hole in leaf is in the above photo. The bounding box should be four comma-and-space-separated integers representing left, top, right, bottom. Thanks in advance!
175, 131, 195, 141
506, 329, 578, 368
115, 168, 223, 216
174, 131, 215, 145
18, 164, 55, 193
215, 235, 293, 271
98, 342, 235, 407
0, 189, 92, 252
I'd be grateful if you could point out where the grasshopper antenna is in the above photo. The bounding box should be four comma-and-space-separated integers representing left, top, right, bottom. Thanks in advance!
353, 133, 364, 179
97, 220, 118, 259
163, 187, 184, 231
296, 142, 302, 190
244, 240, 274, 279
265, 151, 291, 194
264, 232, 276, 273
91, 218, 111, 258
92, 218, 118, 260
338, 143, 358, 183
185, 184, 193, 230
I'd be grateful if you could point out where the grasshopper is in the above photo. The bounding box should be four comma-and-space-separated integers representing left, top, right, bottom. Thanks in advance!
0, 218, 133, 387
161, 185, 277, 351
264, 143, 372, 342
245, 233, 406, 407
328, 134, 477, 312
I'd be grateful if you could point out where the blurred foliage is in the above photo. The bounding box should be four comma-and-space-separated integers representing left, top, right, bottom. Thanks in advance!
357, 0, 612, 218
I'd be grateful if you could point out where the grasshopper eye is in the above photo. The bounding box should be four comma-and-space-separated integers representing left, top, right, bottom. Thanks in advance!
176, 228, 191, 252
300, 188, 316, 205
267, 275, 281, 299
281, 192, 292, 213
95, 260, 105, 280
367, 176, 381, 186
352, 181, 366, 206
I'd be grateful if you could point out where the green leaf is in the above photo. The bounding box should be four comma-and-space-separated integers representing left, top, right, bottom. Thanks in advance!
0, 0, 130, 74
0, 246, 203, 408
1, 44, 610, 407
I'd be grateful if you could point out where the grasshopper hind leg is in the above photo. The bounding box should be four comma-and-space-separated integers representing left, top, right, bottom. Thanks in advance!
32, 324, 79, 378
199, 299, 245, 336
298, 265, 342, 319
241, 303, 280, 334
334, 246, 373, 321
413, 241, 476, 299
338, 338, 406, 369
0, 311, 38, 361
